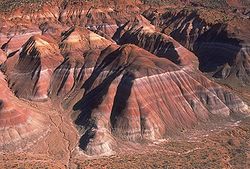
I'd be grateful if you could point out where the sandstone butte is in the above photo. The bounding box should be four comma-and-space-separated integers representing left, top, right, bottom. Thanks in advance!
0, 0, 250, 168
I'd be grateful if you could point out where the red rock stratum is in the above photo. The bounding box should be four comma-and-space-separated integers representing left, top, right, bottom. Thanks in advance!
0, 0, 250, 168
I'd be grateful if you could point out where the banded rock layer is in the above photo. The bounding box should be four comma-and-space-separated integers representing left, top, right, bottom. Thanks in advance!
143, 8, 250, 84
0, 0, 249, 157
71, 44, 248, 155
0, 72, 47, 151
2, 35, 64, 100
117, 25, 198, 67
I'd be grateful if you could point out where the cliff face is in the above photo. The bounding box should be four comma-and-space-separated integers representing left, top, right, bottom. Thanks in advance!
0, 0, 249, 163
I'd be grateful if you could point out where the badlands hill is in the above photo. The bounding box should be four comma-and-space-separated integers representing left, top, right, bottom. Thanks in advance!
143, 6, 250, 85
0, 0, 250, 168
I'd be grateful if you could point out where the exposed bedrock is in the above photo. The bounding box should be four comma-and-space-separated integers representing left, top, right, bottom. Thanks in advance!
0, 2, 249, 157
59, 26, 113, 56
0, 0, 142, 44
0, 49, 7, 64
71, 44, 248, 155
49, 27, 115, 106
1, 26, 115, 102
0, 24, 247, 156
143, 8, 250, 84
0, 30, 41, 56
194, 24, 250, 84
116, 25, 198, 67
2, 35, 64, 101
0, 72, 48, 151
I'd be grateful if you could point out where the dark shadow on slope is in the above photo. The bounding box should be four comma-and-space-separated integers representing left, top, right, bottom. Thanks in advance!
74, 66, 125, 123
48, 58, 71, 97
16, 40, 41, 73
161, 10, 190, 28
61, 26, 75, 42
117, 26, 142, 45
193, 23, 242, 72
73, 45, 134, 150
79, 119, 96, 150
149, 36, 180, 65
170, 12, 206, 49
75, 66, 127, 150
1, 37, 12, 52
170, 11, 199, 37
10, 39, 42, 98
80, 47, 126, 93
110, 71, 135, 130
0, 99, 4, 111
112, 21, 130, 43
7, 50, 19, 58
118, 28, 180, 65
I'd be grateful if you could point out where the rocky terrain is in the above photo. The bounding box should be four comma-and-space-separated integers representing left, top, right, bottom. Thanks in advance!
0, 0, 250, 168
143, 6, 250, 85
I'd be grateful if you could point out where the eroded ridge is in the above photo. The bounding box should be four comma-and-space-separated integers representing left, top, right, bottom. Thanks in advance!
0, 72, 48, 150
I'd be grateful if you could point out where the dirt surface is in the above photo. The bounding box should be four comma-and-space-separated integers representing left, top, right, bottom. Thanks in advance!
1, 115, 249, 169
